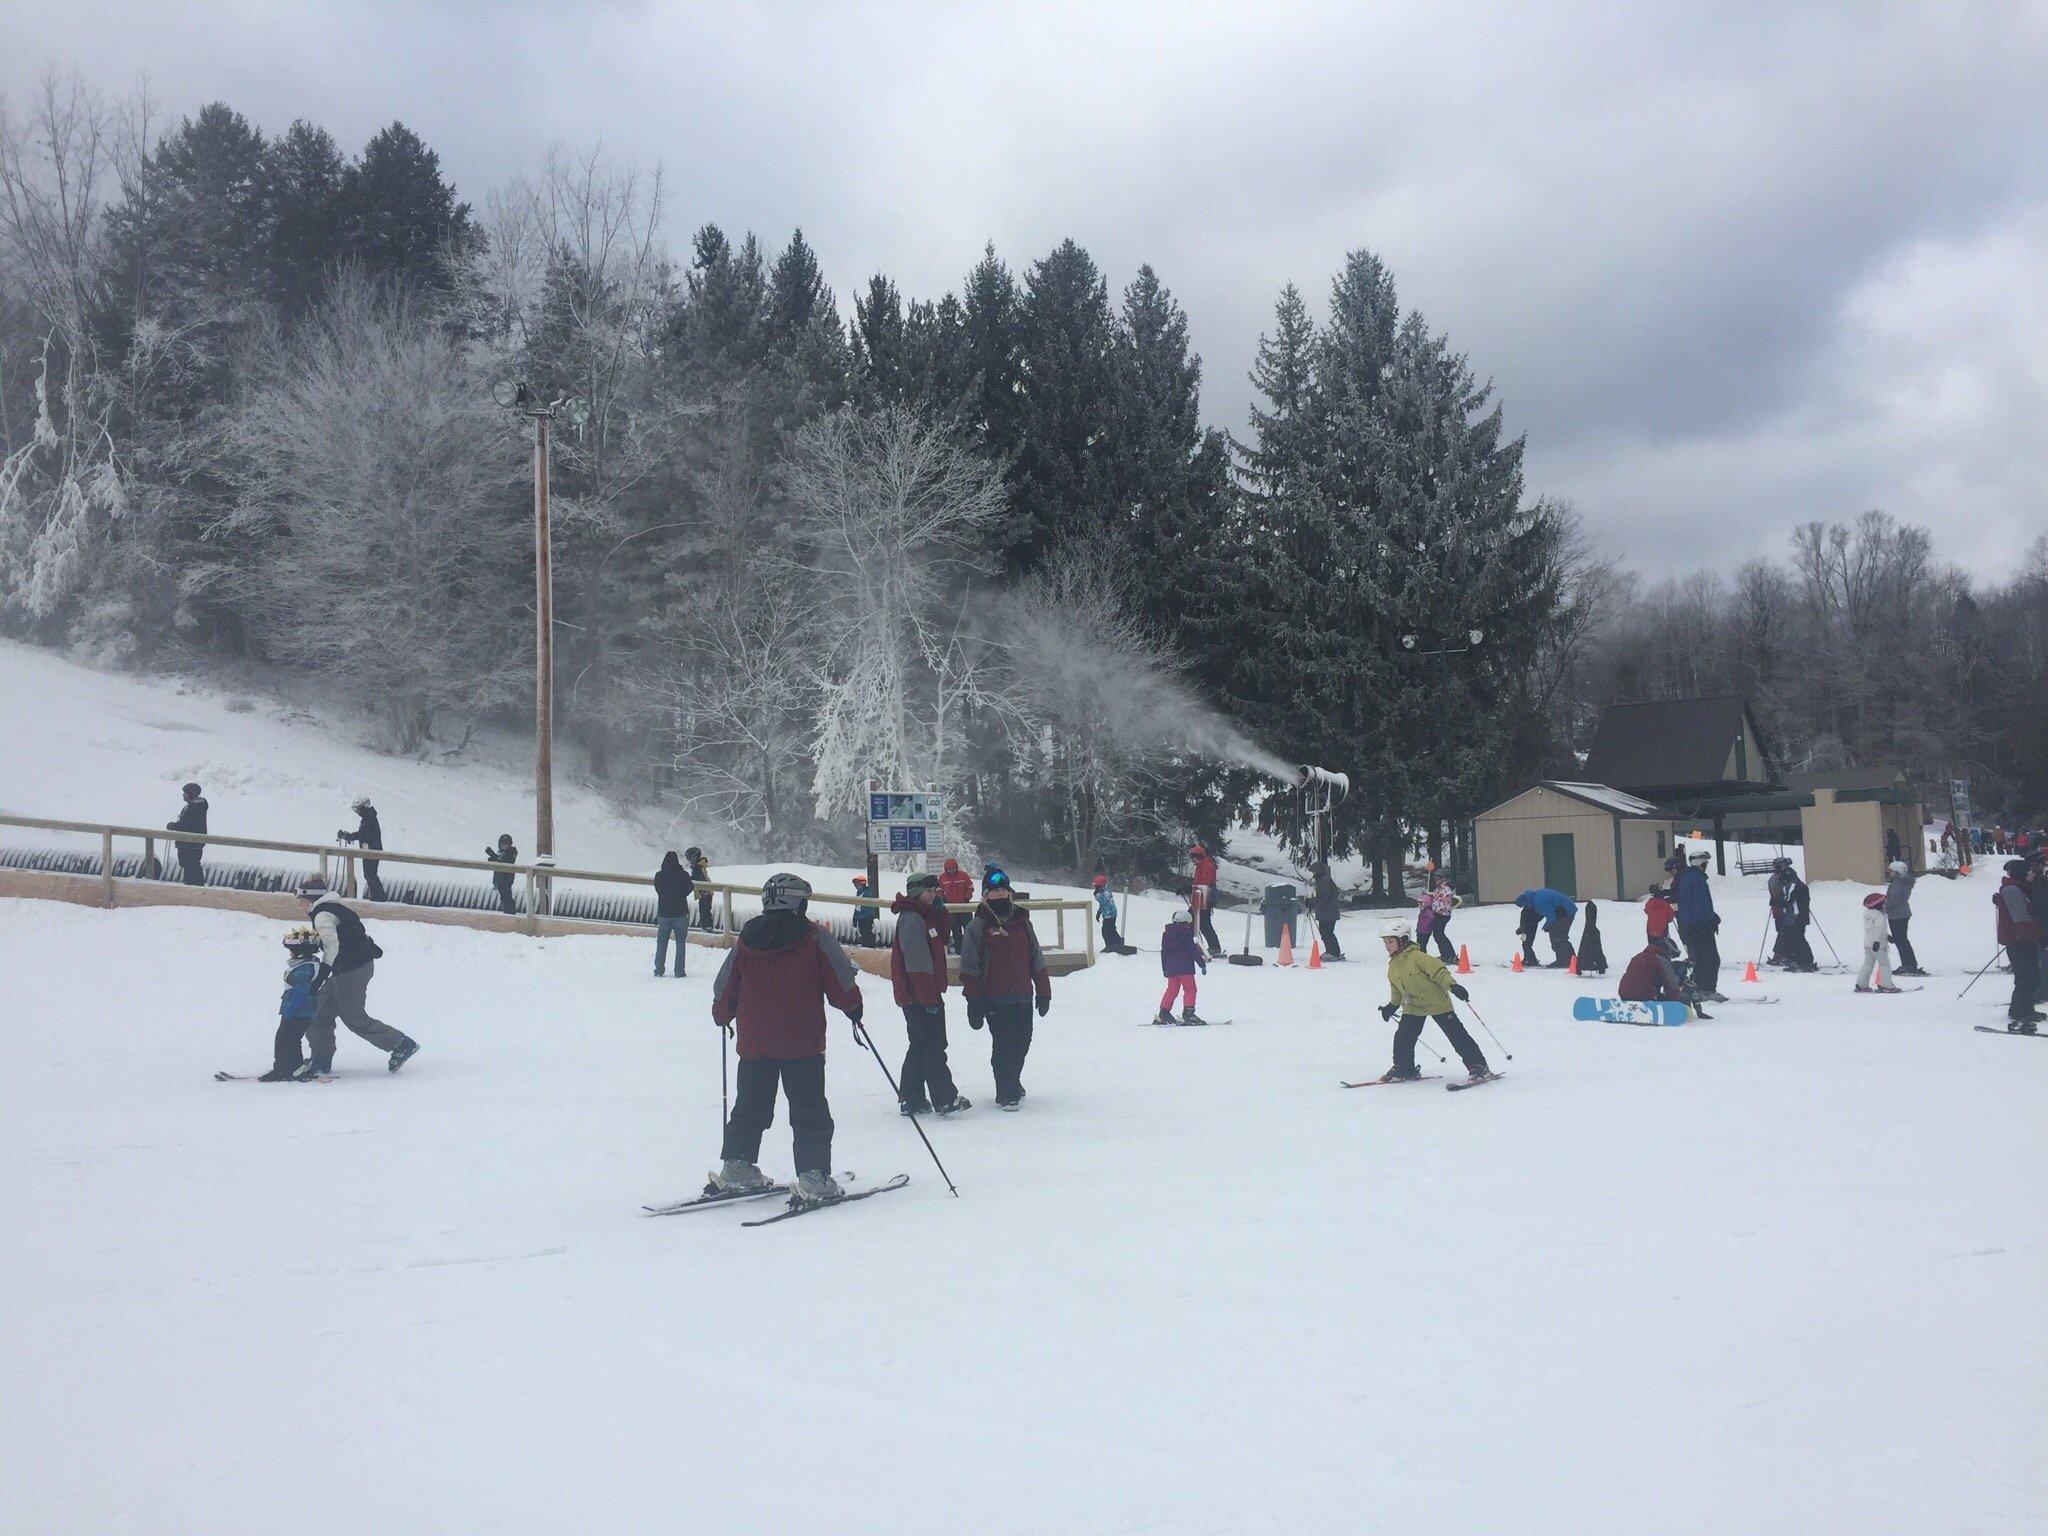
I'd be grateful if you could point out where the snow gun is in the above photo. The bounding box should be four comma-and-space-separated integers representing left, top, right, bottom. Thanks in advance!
1294, 765, 1351, 800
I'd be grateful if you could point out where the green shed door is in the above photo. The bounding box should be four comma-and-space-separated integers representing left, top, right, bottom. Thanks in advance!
1542, 833, 1578, 899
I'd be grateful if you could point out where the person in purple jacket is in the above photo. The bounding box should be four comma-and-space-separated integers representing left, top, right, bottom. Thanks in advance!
1153, 907, 1210, 1026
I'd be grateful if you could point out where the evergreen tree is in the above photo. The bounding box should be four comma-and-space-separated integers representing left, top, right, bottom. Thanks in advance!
852, 274, 908, 402
958, 243, 1024, 461
343, 123, 474, 295
765, 229, 849, 401
1238, 283, 1318, 516
1005, 238, 1119, 574
264, 120, 347, 322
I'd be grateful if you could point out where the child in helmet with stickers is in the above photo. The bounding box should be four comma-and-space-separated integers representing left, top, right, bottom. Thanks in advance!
1092, 875, 1137, 955
255, 927, 327, 1081
1371, 915, 1495, 1086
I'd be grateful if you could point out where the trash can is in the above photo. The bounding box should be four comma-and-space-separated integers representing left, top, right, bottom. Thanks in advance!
1260, 883, 1300, 948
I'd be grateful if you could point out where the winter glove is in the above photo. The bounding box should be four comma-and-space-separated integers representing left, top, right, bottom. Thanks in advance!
1036, 995, 1051, 1019
1379, 1002, 1398, 1022
1450, 983, 1470, 1002
967, 1003, 986, 1031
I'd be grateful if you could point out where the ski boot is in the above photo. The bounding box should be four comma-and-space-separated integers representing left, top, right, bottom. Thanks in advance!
1151, 1009, 1175, 1026
709, 1159, 774, 1194
1178, 1008, 1207, 1026
934, 1094, 972, 1115
2011, 1019, 2040, 1035
257, 1066, 299, 1082
899, 1099, 931, 1116
291, 1060, 332, 1081
1376, 1066, 1423, 1084
387, 1038, 420, 1073
792, 1169, 845, 1206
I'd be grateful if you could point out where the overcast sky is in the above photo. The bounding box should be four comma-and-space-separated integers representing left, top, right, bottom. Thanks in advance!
9, 1, 2046, 578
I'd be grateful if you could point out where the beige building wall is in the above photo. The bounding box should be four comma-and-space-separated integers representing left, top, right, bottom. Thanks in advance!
1800, 791, 1928, 885
1618, 817, 1679, 900
1476, 787, 1609, 904
1717, 710, 1772, 787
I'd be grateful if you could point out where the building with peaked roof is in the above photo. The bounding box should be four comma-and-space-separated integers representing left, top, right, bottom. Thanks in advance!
1580, 694, 1777, 802
1471, 781, 1681, 904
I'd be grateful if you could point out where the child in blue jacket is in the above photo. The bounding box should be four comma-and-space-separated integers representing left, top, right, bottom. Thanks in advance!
1093, 875, 1137, 954
260, 927, 326, 1081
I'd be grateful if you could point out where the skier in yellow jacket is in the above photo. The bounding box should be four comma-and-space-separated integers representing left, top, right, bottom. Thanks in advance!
1373, 916, 1493, 1085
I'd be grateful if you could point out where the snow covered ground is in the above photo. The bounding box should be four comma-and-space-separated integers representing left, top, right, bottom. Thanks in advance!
4, 857, 2043, 1534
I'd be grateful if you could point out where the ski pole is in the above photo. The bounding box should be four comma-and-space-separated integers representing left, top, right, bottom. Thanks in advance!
1957, 947, 2004, 1001
720, 1022, 730, 1129
1808, 911, 1843, 965
1459, 997, 1513, 1062
1755, 909, 1774, 966
853, 1017, 959, 1197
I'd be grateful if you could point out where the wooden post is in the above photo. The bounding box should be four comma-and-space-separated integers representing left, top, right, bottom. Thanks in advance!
1055, 902, 1066, 952
143, 836, 156, 880
101, 829, 116, 907
533, 413, 555, 906
721, 887, 734, 933
318, 851, 330, 885
1082, 900, 1095, 962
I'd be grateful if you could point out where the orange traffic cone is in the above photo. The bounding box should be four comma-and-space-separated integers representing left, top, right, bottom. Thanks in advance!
1510, 952, 1524, 973
1277, 926, 1295, 967
1307, 939, 1323, 969
1457, 945, 1472, 975
1568, 954, 1579, 976
1742, 960, 1760, 984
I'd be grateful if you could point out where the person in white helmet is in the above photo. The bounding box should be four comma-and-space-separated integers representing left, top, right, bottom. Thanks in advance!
1372, 916, 1492, 1085
1883, 859, 1924, 975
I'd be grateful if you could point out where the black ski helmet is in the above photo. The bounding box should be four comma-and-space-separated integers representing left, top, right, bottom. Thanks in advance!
761, 872, 812, 913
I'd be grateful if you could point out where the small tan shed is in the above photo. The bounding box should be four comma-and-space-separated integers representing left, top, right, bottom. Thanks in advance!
1472, 782, 1680, 905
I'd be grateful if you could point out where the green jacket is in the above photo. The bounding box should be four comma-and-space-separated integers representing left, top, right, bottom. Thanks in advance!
1386, 941, 1456, 1015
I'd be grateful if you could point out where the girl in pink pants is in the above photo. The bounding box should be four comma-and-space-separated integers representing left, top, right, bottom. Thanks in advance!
1155, 908, 1209, 1025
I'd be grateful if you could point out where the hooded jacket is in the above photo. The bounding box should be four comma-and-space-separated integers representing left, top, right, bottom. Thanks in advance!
1996, 875, 2042, 948
1884, 870, 1917, 921
1674, 866, 1716, 926
711, 910, 862, 1059
1385, 941, 1457, 1016
890, 892, 950, 1009
1160, 918, 1205, 978
1644, 891, 1676, 941
1861, 895, 1890, 949
1514, 888, 1577, 925
960, 898, 1051, 1007
653, 854, 695, 918
937, 860, 974, 906
1311, 868, 1340, 924
1618, 947, 1686, 1002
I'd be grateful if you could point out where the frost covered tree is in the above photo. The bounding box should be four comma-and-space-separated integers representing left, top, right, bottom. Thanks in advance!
215, 277, 525, 749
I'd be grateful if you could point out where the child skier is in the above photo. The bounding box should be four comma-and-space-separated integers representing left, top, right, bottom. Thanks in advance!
1155, 908, 1209, 1025
1416, 874, 1459, 964
1578, 902, 1608, 975
851, 875, 880, 947
255, 927, 325, 1081
1093, 875, 1136, 954
1644, 885, 1681, 962
1372, 917, 1494, 1085
1855, 891, 1902, 993
486, 833, 518, 913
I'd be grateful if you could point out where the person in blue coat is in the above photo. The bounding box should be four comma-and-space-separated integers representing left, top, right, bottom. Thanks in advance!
1672, 850, 1723, 999
1514, 887, 1579, 968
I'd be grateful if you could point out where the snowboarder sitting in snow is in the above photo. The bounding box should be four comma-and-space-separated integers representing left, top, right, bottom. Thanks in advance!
960, 869, 1052, 1109
1855, 891, 1901, 994
1514, 886, 1577, 968
1155, 908, 1209, 1025
256, 927, 326, 1081
1372, 917, 1492, 1085
1577, 902, 1608, 975
1093, 875, 1135, 954
708, 872, 866, 1206
486, 834, 518, 914
1617, 942, 1708, 1017
851, 875, 880, 947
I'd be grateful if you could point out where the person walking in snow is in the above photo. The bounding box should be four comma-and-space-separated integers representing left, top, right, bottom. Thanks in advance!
485, 834, 518, 914
167, 781, 208, 886
1189, 843, 1224, 957
707, 873, 866, 1207
1884, 860, 1925, 976
1371, 917, 1492, 1084
891, 873, 968, 1116
1093, 875, 1135, 955
337, 797, 385, 902
1416, 874, 1459, 964
686, 847, 714, 930
1577, 902, 1608, 975
1514, 887, 1577, 968
1996, 859, 2043, 1031
938, 858, 974, 953
1155, 908, 1209, 1025
851, 875, 880, 948
1674, 851, 1723, 1001
1772, 859, 1817, 972
294, 876, 418, 1077
252, 926, 327, 1080
1855, 891, 1901, 994
1309, 861, 1346, 961
960, 869, 1052, 1109
653, 851, 695, 976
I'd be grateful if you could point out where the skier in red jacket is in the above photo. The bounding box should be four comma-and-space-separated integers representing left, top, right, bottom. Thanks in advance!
961, 870, 1052, 1109
891, 873, 969, 1116
709, 873, 865, 1205
1189, 843, 1224, 957
937, 858, 974, 953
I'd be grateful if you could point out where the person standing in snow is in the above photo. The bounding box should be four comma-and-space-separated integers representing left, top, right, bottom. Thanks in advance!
960, 869, 1052, 1110
1997, 860, 2043, 1031
707, 873, 865, 1205
336, 797, 385, 902
1765, 859, 1793, 965
1772, 859, 1817, 972
1154, 908, 1209, 1025
254, 926, 327, 1080
1885, 826, 1903, 867
1644, 884, 1680, 962
1371, 917, 1492, 1084
1092, 875, 1135, 955
1416, 874, 1459, 964
485, 834, 518, 914
938, 858, 974, 953
851, 875, 880, 948
1673, 851, 1723, 1001
1188, 843, 1224, 958
1577, 902, 1608, 975
1854, 891, 1901, 994
890, 873, 968, 1116
653, 851, 695, 976
686, 847, 714, 930
167, 781, 208, 886
1884, 860, 1925, 976
294, 877, 418, 1077
1514, 887, 1578, 968
1309, 861, 1346, 961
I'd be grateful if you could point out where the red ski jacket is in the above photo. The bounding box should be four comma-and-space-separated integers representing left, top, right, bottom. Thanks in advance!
890, 892, 951, 1009
1996, 877, 2042, 947
938, 867, 974, 905
1191, 854, 1218, 889
711, 911, 863, 1059
960, 901, 1051, 1007
1618, 947, 1684, 1002
1644, 894, 1676, 941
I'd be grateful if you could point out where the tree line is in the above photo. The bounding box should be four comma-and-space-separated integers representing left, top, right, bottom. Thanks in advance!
4, 75, 2039, 885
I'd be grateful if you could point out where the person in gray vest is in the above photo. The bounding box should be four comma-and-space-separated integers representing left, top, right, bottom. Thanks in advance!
295, 876, 418, 1077
1884, 860, 1925, 975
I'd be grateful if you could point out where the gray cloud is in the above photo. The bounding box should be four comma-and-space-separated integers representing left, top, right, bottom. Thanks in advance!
8, 0, 2045, 577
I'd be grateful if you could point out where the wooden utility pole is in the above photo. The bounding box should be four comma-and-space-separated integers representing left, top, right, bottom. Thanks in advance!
532, 412, 555, 908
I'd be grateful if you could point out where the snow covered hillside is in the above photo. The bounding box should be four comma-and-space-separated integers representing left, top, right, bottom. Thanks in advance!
3, 863, 2043, 1535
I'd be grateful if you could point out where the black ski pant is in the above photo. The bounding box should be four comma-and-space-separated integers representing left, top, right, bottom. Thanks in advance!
722, 1054, 833, 1174
1888, 917, 1919, 972
696, 892, 714, 930
362, 860, 386, 903
1197, 908, 1223, 956
177, 846, 205, 886
1680, 921, 1721, 994
493, 873, 517, 913
1777, 920, 1815, 969
2010, 944, 2041, 1022
272, 1013, 313, 1073
984, 999, 1034, 1104
898, 1003, 960, 1111
1425, 913, 1456, 964
1101, 916, 1126, 952
1394, 1010, 1488, 1077
306, 962, 408, 1070
1315, 915, 1345, 961
1518, 909, 1541, 964
1545, 916, 1576, 967
853, 915, 877, 948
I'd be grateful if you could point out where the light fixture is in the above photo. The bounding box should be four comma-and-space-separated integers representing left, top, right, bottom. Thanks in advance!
1468, 627, 1486, 646
492, 380, 523, 409
1401, 634, 1418, 650
564, 398, 591, 429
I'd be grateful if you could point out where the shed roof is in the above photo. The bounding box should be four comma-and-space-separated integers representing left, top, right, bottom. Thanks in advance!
1580, 694, 1770, 794
1475, 780, 1673, 821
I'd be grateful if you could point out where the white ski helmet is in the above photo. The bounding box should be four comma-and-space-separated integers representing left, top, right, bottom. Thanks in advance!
1170, 907, 1192, 926
760, 872, 812, 913
1380, 916, 1412, 941
1887, 860, 1907, 876
1689, 851, 1711, 866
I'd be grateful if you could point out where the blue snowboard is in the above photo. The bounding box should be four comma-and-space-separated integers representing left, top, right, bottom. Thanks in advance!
1573, 996, 1690, 1026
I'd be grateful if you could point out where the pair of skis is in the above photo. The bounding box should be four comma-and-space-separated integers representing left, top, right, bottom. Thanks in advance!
1339, 1072, 1504, 1092
214, 1070, 335, 1082
643, 1173, 910, 1226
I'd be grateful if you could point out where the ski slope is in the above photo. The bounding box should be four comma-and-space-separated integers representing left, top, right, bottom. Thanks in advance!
4, 860, 2043, 1535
